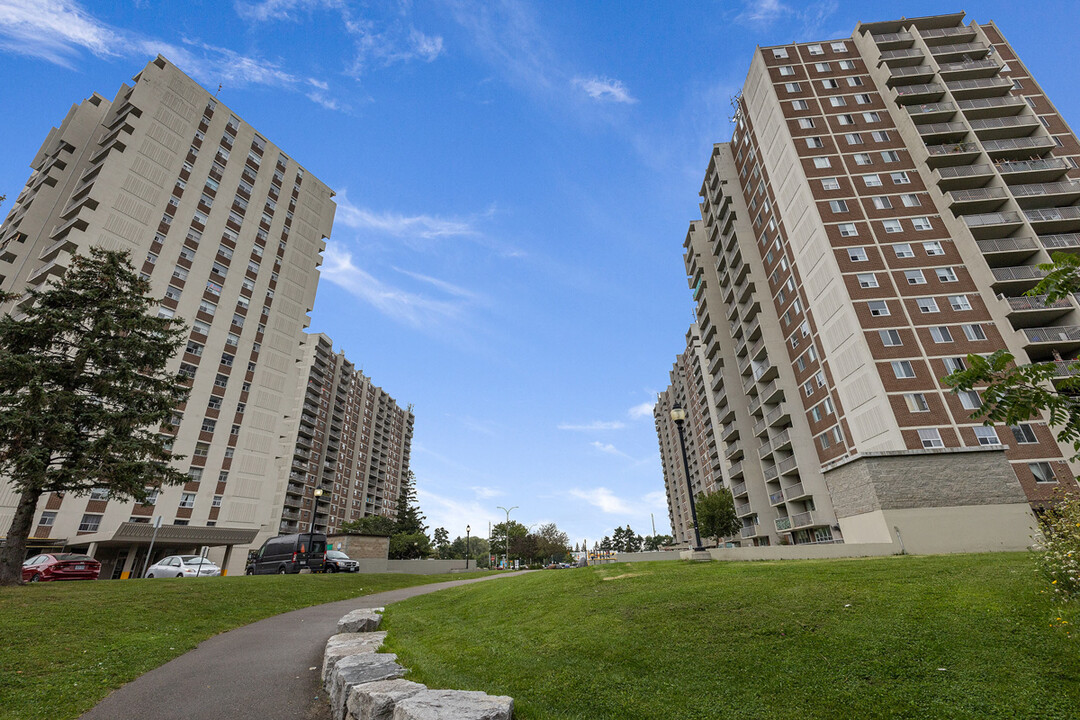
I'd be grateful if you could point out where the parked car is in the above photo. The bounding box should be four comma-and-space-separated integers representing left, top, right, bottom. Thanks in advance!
21, 553, 100, 582
322, 550, 359, 573
145, 555, 221, 578
245, 532, 327, 575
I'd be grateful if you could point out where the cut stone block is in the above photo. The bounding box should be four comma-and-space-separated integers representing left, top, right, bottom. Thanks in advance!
328, 653, 404, 720
338, 609, 383, 633
391, 688, 513, 720
323, 631, 388, 685
346, 678, 426, 720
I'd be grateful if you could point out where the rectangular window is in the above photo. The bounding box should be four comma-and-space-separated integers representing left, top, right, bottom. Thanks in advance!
806, 137, 824, 149
784, 82, 801, 92
830, 96, 847, 107
165, 285, 182, 301
863, 112, 881, 123
89, 487, 110, 501
829, 200, 848, 213
193, 442, 210, 457
773, 48, 789, 59
1030, 462, 1056, 483
848, 247, 868, 262
974, 427, 1000, 446
821, 79, 839, 89
791, 99, 809, 110
905, 393, 929, 412
868, 300, 890, 317
936, 267, 958, 282
207, 395, 223, 410
779, 66, 795, 76
185, 340, 204, 357
39, 511, 57, 527
894, 244, 915, 258
949, 295, 972, 311
959, 390, 982, 410
799, 118, 815, 129
199, 299, 217, 316
221, 353, 235, 367
879, 329, 902, 346
192, 319, 211, 335
905, 270, 926, 285
890, 170, 909, 183
838, 60, 855, 70
814, 61, 830, 72
943, 357, 966, 374
831, 41, 847, 52
863, 174, 882, 187
821, 177, 840, 190
838, 223, 858, 237
854, 153, 872, 165
872, 196, 892, 210
918, 428, 944, 448
923, 241, 945, 256
963, 324, 987, 341
212, 495, 223, 508
892, 360, 916, 379
807, 44, 824, 55
201, 419, 216, 433
1011, 424, 1038, 443
847, 76, 864, 87
917, 297, 939, 313
813, 157, 831, 168
856, 93, 872, 104
857, 273, 878, 288
187, 467, 203, 482
930, 326, 953, 343
78, 514, 102, 532
883, 219, 903, 233
838, 114, 855, 125
872, 130, 891, 142
179, 493, 196, 509
845, 133, 863, 145
912, 217, 933, 231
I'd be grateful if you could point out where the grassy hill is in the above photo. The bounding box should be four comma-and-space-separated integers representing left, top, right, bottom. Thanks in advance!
382, 553, 1080, 720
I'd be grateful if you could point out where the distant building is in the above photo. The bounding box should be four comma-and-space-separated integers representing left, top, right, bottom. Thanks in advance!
663, 12, 1076, 552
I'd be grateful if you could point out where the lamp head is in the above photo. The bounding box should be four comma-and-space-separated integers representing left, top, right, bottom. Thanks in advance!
466, 524, 471, 533
313, 488, 324, 498
670, 403, 687, 423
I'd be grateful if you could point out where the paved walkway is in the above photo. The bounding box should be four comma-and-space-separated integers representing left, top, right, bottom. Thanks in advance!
80, 572, 529, 720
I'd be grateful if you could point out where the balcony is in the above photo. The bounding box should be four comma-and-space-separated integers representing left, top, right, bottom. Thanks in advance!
937, 58, 1003, 79
991, 265, 1047, 294
960, 211, 1024, 239
872, 31, 914, 50
929, 42, 990, 61
907, 101, 957, 124
735, 501, 753, 518
976, 236, 1040, 266
725, 440, 743, 460
946, 77, 1013, 100
968, 115, 1042, 141
1005, 295, 1072, 329
925, 141, 981, 168
1011, 181, 1080, 210
758, 379, 783, 405
879, 47, 925, 67
748, 394, 763, 416
998, 158, 1071, 183
758, 436, 774, 459
728, 460, 745, 479
769, 490, 786, 507
957, 95, 1028, 119
721, 423, 739, 441
1023, 326, 1080, 360
774, 516, 792, 533
894, 83, 945, 104
1041, 233, 1080, 252
763, 465, 779, 481
740, 525, 760, 539
947, 186, 1008, 213
789, 511, 821, 530
887, 65, 935, 86
919, 25, 977, 45
1026, 206, 1080, 233
917, 121, 969, 143
983, 136, 1057, 161
731, 481, 748, 498
934, 163, 996, 191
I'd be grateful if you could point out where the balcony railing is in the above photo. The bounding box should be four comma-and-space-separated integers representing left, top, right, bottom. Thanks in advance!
962, 211, 1023, 227
938, 58, 1002, 74
1011, 181, 1080, 198
920, 26, 976, 42
945, 77, 1012, 97
1041, 233, 1080, 250
782, 482, 806, 501
907, 101, 956, 118
991, 266, 1046, 282
775, 516, 792, 532
731, 481, 747, 497
880, 48, 924, 61
735, 502, 753, 517
790, 511, 818, 529
969, 115, 1041, 133
917, 121, 968, 136
1006, 295, 1071, 312
740, 525, 759, 539
948, 187, 1007, 203
769, 490, 786, 506
895, 83, 943, 98
926, 141, 979, 156
778, 456, 800, 475
929, 42, 989, 57
1024, 326, 1080, 343
936, 163, 995, 179
957, 96, 1027, 114
1026, 207, 1080, 223
997, 158, 1070, 175
983, 136, 1056, 153
872, 31, 913, 45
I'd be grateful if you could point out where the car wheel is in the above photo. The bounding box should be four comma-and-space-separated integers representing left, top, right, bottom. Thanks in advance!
245, 567, 254, 576
326, 565, 337, 573
147, 573, 154, 579
177, 573, 184, 578
278, 566, 287, 575
28, 573, 40, 583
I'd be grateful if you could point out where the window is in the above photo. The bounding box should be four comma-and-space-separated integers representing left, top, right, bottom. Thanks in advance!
974, 427, 1001, 446
854, 153, 872, 165
930, 326, 953, 343
943, 357, 966, 374
857, 273, 878, 288
923, 241, 945, 256
871, 131, 891, 142
905, 270, 926, 285
178, 362, 197, 379
211, 262, 229, 278
212, 495, 223, 508
883, 219, 903, 233
848, 247, 868, 262
963, 324, 987, 341
192, 319, 211, 335
838, 60, 856, 70
89, 487, 109, 501
165, 285, 182, 301
838, 114, 855, 125
219, 470, 230, 482
807, 44, 824, 55
172, 266, 188, 281
206, 280, 223, 297
873, 196, 892, 210
791, 99, 809, 110
784, 82, 801, 92
847, 76, 864, 87
185, 340, 204, 357
39, 512, 57, 527
806, 137, 825, 149
187, 467, 203, 482
179, 493, 196, 509
863, 112, 881, 123
144, 488, 160, 506
199, 299, 217, 316
879, 329, 902, 346
959, 390, 982, 410
814, 62, 831, 72
949, 295, 972, 311
821, 177, 840, 190
773, 48, 789, 59
890, 171, 910, 183
935, 267, 958, 283
1030, 462, 1056, 484
221, 353, 235, 367
901, 194, 921, 207
813, 157, 831, 168
905, 393, 929, 412
207, 395, 223, 410
1011, 424, 1038, 443
821, 79, 839, 89
193, 442, 210, 457
863, 174, 882, 187
856, 93, 872, 104
892, 360, 916, 379
831, 41, 847, 52
78, 514, 102, 532
917, 297, 939, 313
869, 300, 890, 317
799, 118, 816, 129
201, 419, 216, 433
829, 200, 849, 213
830, 96, 847, 107
218, 244, 234, 260
845, 133, 863, 145
894, 244, 915, 258
918, 428, 944, 448
838, 223, 858, 237
779, 66, 795, 76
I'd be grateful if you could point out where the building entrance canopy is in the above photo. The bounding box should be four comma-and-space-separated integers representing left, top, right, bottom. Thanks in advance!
64, 521, 258, 549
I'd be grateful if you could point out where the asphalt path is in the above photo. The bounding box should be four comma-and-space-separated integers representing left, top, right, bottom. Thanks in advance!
79, 571, 530, 720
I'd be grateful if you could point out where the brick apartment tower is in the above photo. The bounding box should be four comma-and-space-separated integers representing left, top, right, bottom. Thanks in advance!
281, 334, 415, 536
0, 57, 335, 575
654, 325, 724, 544
674, 12, 1078, 550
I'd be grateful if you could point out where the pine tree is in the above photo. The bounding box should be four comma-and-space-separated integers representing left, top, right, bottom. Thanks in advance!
0, 249, 189, 585
393, 470, 426, 535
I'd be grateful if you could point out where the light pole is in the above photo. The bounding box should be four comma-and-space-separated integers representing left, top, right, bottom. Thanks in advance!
465, 525, 471, 570
310, 488, 323, 537
497, 505, 517, 569
670, 403, 704, 551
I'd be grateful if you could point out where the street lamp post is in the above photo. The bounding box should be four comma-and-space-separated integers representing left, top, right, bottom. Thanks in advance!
670, 403, 704, 551
497, 505, 518, 569
310, 488, 323, 535
465, 525, 471, 570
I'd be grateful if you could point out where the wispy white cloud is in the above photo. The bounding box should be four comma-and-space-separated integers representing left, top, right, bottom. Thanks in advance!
735, 0, 838, 38
471, 486, 502, 499
557, 421, 626, 431
233, 0, 342, 23
333, 191, 479, 241
393, 268, 482, 301
569, 487, 633, 514
416, 487, 505, 538
572, 76, 637, 104
737, 0, 788, 25
628, 401, 655, 419
590, 441, 631, 459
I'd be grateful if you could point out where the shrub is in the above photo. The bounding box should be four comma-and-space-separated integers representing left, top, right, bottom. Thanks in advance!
1036, 491, 1080, 603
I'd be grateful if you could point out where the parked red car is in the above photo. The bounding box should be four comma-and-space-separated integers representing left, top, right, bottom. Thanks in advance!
21, 553, 101, 582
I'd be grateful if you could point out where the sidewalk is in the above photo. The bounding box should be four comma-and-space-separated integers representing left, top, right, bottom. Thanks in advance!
79, 571, 529, 720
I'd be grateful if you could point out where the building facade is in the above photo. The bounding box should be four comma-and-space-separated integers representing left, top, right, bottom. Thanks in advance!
280, 334, 415, 536
0, 57, 336, 575
670, 12, 1076, 551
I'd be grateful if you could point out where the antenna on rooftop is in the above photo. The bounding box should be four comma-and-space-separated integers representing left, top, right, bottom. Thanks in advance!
216, 83, 223, 96
729, 91, 744, 124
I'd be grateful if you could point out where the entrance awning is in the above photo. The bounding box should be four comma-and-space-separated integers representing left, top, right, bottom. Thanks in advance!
65, 522, 259, 548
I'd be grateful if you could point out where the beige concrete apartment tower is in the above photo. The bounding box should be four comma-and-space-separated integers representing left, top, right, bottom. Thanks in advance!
0, 57, 335, 576
280, 333, 415, 536
673, 12, 1080, 552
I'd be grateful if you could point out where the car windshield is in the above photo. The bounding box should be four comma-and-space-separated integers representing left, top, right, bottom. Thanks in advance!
327, 551, 349, 559
55, 554, 93, 562
181, 556, 215, 565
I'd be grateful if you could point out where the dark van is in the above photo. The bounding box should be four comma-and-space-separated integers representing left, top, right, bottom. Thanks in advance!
245, 532, 327, 575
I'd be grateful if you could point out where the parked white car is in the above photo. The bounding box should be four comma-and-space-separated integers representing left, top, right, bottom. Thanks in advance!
145, 555, 221, 578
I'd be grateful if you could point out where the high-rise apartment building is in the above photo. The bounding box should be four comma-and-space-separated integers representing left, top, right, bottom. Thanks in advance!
280, 334, 414, 536
0, 57, 335, 575
671, 12, 1076, 551
654, 325, 724, 544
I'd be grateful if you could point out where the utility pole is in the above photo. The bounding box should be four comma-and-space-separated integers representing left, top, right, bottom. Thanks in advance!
497, 506, 517, 569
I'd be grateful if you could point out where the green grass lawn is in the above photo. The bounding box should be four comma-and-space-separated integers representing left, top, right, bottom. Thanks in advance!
0, 570, 490, 720
382, 554, 1080, 720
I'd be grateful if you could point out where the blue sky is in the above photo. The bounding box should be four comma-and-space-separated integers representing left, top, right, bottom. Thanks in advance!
1, 1, 1078, 547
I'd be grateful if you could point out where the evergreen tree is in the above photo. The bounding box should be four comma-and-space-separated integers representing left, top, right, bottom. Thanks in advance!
0, 249, 189, 585
393, 470, 426, 535
339, 514, 395, 536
